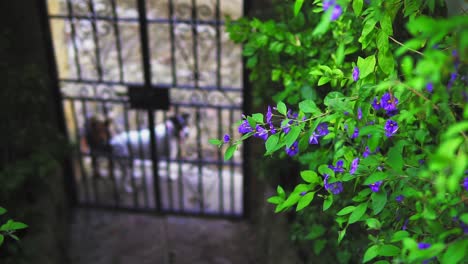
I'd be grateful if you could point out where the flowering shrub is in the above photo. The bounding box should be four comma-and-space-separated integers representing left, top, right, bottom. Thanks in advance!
212, 0, 468, 262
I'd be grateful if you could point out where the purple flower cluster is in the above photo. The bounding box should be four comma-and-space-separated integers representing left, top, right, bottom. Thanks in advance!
463, 176, 468, 192
323, 0, 342, 21
223, 134, 230, 143
238, 120, 253, 134
308, 123, 329, 145
372, 92, 399, 117
323, 174, 343, 194
329, 160, 345, 173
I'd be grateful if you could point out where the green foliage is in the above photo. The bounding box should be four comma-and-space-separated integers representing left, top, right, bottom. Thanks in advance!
219, 0, 468, 262
0, 207, 27, 248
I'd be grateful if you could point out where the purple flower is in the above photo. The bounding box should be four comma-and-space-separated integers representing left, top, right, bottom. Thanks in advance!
238, 120, 253, 134
352, 67, 360, 82
266, 106, 273, 123
324, 174, 343, 194
223, 134, 230, 143
282, 123, 291, 134
384, 119, 398, 137
322, 0, 335, 11
371, 97, 382, 111
381, 93, 399, 112
357, 107, 362, 120
254, 125, 269, 141
402, 218, 409, 230
447, 72, 457, 90
369, 181, 383, 192
330, 5, 342, 21
309, 132, 319, 145
418, 242, 431, 250
269, 123, 277, 135
396, 195, 404, 203
363, 146, 371, 158
463, 176, 468, 191
350, 158, 359, 174
300, 191, 307, 196
329, 160, 344, 173
287, 109, 298, 119
285, 141, 299, 157
351, 127, 359, 139
316, 122, 329, 136
426, 82, 433, 93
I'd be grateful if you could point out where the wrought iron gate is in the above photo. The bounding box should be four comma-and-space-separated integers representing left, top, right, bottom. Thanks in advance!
44, 0, 247, 218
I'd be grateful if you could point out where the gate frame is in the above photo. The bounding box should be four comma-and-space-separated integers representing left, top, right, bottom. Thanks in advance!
39, 0, 251, 219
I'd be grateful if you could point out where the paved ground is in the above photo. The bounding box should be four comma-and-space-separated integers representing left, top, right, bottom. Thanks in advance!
68, 208, 258, 264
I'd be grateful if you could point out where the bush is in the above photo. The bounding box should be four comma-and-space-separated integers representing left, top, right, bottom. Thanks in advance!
216, 0, 468, 262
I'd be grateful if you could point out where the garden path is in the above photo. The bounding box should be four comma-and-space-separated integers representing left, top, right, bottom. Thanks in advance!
68, 208, 258, 264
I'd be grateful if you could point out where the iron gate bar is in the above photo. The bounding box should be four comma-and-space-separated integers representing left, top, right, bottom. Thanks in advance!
49, 15, 225, 26
109, 0, 125, 83
229, 110, 235, 213
101, 100, 120, 207
168, 0, 177, 87
242, 0, 251, 219
174, 106, 185, 211
217, 110, 224, 213
136, 0, 162, 212
87, 0, 104, 81
65, 0, 82, 79
162, 111, 174, 210
70, 99, 90, 204
135, 111, 150, 208
61, 79, 243, 92
81, 99, 100, 203
122, 105, 138, 207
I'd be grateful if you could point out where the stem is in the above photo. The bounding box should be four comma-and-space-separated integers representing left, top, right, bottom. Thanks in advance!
388, 35, 425, 56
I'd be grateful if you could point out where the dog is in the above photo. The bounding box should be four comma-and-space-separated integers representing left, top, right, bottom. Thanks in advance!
80, 113, 190, 191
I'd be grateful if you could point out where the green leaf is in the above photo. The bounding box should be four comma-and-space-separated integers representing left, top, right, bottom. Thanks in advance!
293, 0, 305, 16
338, 228, 347, 244
313, 10, 331, 36
277, 101, 287, 115
252, 113, 264, 123
296, 192, 315, 211
208, 139, 223, 146
357, 55, 376, 79
0, 234, 3, 247
460, 213, 468, 224
318, 76, 330, 86
363, 245, 380, 263
363, 172, 387, 185
323, 195, 333, 211
277, 185, 286, 199
379, 245, 400, 257
378, 50, 394, 75
224, 145, 237, 161
353, 0, 363, 16
299, 100, 321, 114
313, 239, 327, 255
366, 218, 381, 230
337, 206, 356, 216
10, 222, 28, 230
267, 196, 283, 205
391, 230, 409, 242
0, 207, 6, 215
371, 191, 387, 215
380, 14, 393, 35
265, 134, 279, 153
282, 192, 301, 209
300, 170, 320, 184
441, 240, 468, 264
306, 225, 326, 240
386, 142, 405, 172
284, 126, 301, 148
349, 203, 367, 224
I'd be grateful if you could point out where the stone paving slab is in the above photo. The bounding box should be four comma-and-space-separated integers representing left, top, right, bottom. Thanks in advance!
69, 208, 257, 264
